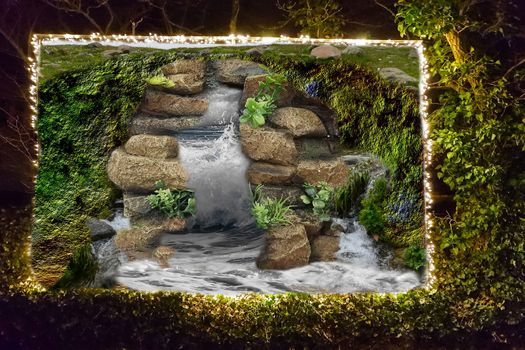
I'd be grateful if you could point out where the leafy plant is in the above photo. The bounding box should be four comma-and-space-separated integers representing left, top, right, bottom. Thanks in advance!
239, 95, 276, 128
147, 75, 175, 88
52, 244, 98, 289
358, 177, 387, 236
147, 181, 196, 219
240, 73, 285, 128
404, 245, 426, 271
250, 185, 292, 229
278, 0, 346, 38
300, 182, 334, 222
334, 170, 370, 215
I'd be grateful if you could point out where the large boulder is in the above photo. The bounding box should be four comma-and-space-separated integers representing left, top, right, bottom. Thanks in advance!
310, 235, 340, 262
161, 59, 205, 77
124, 135, 178, 159
248, 162, 296, 185
130, 115, 200, 135
216, 59, 266, 85
269, 107, 327, 137
165, 73, 204, 95
107, 147, 187, 193
240, 74, 295, 107
252, 185, 305, 207
295, 159, 348, 188
240, 123, 298, 165
257, 224, 311, 269
378, 68, 417, 85
311, 45, 341, 58
86, 218, 116, 241
142, 90, 208, 116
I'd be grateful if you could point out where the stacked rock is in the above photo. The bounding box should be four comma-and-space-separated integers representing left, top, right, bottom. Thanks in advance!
239, 74, 351, 269
130, 59, 209, 135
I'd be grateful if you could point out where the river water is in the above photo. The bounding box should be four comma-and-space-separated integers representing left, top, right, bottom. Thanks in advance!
114, 85, 422, 295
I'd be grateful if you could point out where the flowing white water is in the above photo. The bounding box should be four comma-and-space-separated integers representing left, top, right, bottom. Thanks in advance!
117, 218, 420, 295
115, 83, 422, 294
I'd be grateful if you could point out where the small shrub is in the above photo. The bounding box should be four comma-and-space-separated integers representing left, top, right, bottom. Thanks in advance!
147, 75, 175, 88
251, 185, 293, 229
52, 244, 98, 289
334, 170, 370, 215
240, 73, 285, 128
239, 95, 276, 128
146, 181, 196, 219
358, 177, 387, 236
300, 182, 334, 222
404, 245, 426, 270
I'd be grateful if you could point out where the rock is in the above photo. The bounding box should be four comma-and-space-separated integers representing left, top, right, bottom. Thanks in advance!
153, 246, 175, 268
130, 116, 200, 135
160, 217, 186, 232
165, 73, 204, 95
252, 185, 305, 207
295, 159, 349, 188
216, 59, 267, 85
86, 218, 116, 241
117, 45, 133, 53
257, 224, 311, 269
102, 50, 121, 58
87, 42, 102, 48
240, 75, 295, 107
115, 226, 165, 260
161, 59, 206, 77
295, 138, 336, 159
340, 154, 371, 165
310, 45, 341, 58
246, 47, 265, 56
289, 209, 324, 240
248, 162, 296, 185
124, 135, 178, 159
310, 236, 340, 262
269, 107, 327, 137
240, 123, 298, 165
142, 90, 208, 116
107, 147, 187, 193
378, 68, 417, 85
342, 46, 363, 55
123, 194, 152, 218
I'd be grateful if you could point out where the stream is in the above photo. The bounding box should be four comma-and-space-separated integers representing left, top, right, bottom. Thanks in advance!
113, 85, 422, 295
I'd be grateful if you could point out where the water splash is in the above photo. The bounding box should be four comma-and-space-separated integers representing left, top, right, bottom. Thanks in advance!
178, 112, 253, 228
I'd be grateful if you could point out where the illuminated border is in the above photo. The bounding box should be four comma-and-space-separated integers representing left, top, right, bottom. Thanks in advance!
29, 34, 434, 291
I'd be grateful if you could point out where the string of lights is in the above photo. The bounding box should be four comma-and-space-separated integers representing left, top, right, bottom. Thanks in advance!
28, 34, 435, 292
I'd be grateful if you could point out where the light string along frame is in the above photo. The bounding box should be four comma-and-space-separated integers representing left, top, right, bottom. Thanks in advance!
28, 33, 435, 292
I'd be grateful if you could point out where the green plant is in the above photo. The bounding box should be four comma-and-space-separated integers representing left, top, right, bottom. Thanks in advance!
334, 170, 370, 215
52, 244, 98, 289
358, 177, 388, 236
147, 75, 175, 88
300, 182, 334, 222
250, 185, 292, 229
239, 95, 276, 128
278, 0, 346, 38
240, 73, 285, 128
147, 181, 196, 219
404, 245, 426, 271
